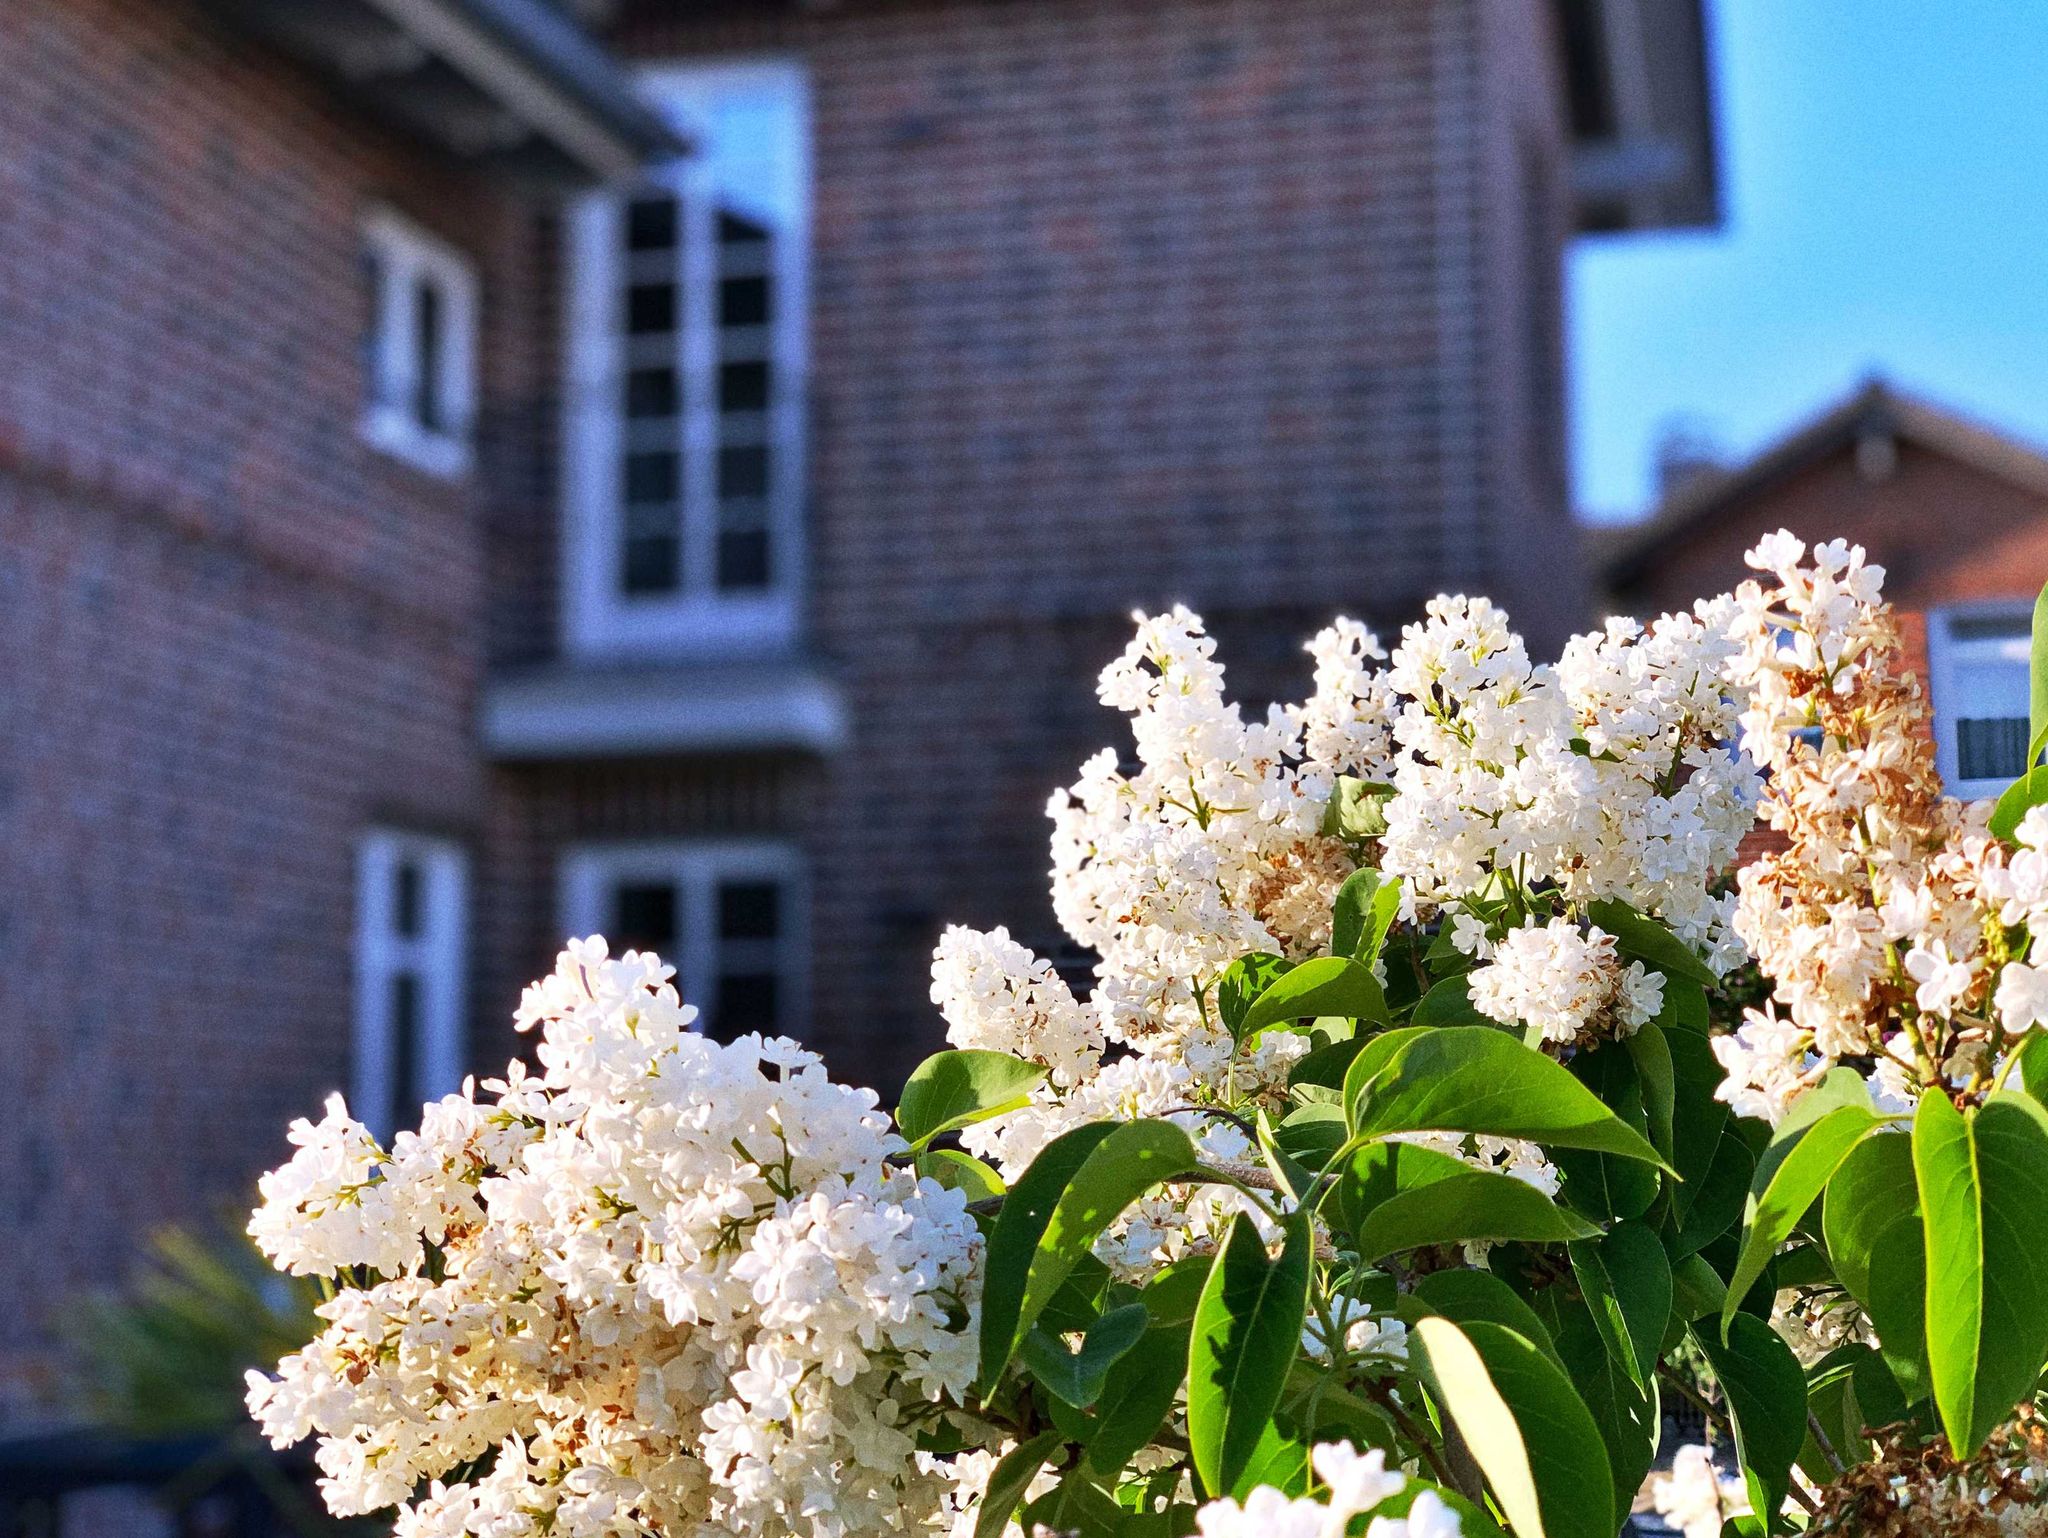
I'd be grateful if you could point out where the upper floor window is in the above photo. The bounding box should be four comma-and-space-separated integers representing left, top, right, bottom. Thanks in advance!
559, 840, 807, 1042
563, 59, 811, 657
361, 210, 478, 478
354, 830, 469, 1140
1928, 605, 2034, 800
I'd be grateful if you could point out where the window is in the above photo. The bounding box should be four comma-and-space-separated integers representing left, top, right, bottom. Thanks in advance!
354, 831, 469, 1139
559, 841, 806, 1041
1928, 605, 2035, 799
562, 59, 811, 656
361, 209, 479, 478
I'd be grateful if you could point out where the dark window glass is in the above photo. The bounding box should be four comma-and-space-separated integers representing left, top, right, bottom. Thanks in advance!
719, 360, 771, 414
718, 444, 770, 500
623, 450, 679, 503
626, 196, 678, 251
715, 972, 778, 1041
626, 367, 678, 418
390, 972, 420, 1126
718, 209, 772, 248
394, 860, 423, 939
622, 536, 680, 595
716, 529, 771, 590
613, 882, 679, 958
720, 275, 771, 329
413, 278, 444, 431
1958, 716, 2031, 782
719, 881, 781, 940
626, 283, 676, 335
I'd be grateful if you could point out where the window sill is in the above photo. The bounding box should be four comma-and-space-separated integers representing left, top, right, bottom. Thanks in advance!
482, 656, 847, 760
361, 407, 473, 480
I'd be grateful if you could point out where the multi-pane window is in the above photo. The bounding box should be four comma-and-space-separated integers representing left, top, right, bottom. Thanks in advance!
560, 842, 805, 1042
361, 210, 478, 478
1929, 606, 2035, 799
563, 60, 810, 655
354, 832, 469, 1140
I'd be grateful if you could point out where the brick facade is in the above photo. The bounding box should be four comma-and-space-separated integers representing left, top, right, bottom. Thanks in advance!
0, 0, 538, 1400
480, 0, 1584, 1086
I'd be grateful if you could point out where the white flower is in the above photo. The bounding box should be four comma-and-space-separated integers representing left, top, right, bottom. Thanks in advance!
1193, 1442, 1461, 1538
1903, 940, 1975, 1018
1467, 920, 1650, 1046
1997, 964, 2048, 1034
1652, 1444, 1748, 1538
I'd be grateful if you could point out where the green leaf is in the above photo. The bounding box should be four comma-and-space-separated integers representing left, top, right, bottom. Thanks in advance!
1552, 1301, 1659, 1533
977, 1122, 1117, 1395
1553, 1043, 1658, 1223
1081, 1313, 1192, 1475
1722, 1104, 1880, 1335
1187, 1210, 1312, 1498
1626, 1025, 1677, 1163
1569, 1220, 1671, 1392
1823, 1129, 1915, 1305
1274, 1100, 1349, 1168
898, 1049, 1046, 1151
1345, 1027, 1671, 1170
1020, 1302, 1150, 1408
1411, 1316, 1614, 1538
1236, 956, 1388, 1043
1668, 1027, 1732, 1200
1322, 776, 1394, 840
1409, 1269, 1560, 1366
1360, 1170, 1598, 1260
1412, 973, 1498, 1028
1332, 870, 1403, 967
1990, 759, 2048, 843
1330, 1139, 1473, 1240
1670, 1251, 1728, 1323
917, 1147, 1005, 1202
1695, 1314, 1808, 1524
1914, 1091, 2048, 1456
975, 1430, 1064, 1538
1585, 898, 1717, 986
1672, 1128, 1754, 1259
1217, 954, 1292, 1040
1019, 1468, 1123, 1538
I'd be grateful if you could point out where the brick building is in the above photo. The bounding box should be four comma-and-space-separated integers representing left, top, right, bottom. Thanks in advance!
0, 0, 1716, 1406
1602, 378, 2048, 801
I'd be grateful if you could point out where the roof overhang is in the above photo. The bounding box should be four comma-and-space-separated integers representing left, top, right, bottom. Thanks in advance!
483, 660, 850, 761
210, 0, 682, 186
1555, 0, 1721, 233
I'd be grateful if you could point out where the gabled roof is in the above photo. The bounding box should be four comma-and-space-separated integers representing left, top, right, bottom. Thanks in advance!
212, 0, 682, 185
1601, 379, 2048, 589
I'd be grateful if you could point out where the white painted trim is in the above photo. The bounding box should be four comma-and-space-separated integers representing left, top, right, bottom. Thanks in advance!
353, 829, 470, 1140
559, 839, 809, 1039
1926, 600, 2035, 801
360, 0, 647, 178
560, 57, 810, 660
361, 207, 479, 480
482, 663, 848, 759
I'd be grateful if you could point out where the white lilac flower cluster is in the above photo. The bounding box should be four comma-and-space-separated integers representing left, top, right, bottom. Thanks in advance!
1651, 1445, 1751, 1538
1464, 917, 1665, 1046
1192, 1444, 1461, 1538
1716, 530, 2048, 1123
246, 940, 981, 1538
1381, 596, 1756, 966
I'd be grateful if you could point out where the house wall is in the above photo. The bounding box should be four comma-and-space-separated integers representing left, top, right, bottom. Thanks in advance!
1606, 441, 2048, 619
482, 0, 1583, 1087
0, 0, 530, 1404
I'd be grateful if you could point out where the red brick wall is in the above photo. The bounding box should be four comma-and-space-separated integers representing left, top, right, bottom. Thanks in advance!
481, 0, 1580, 1087
0, 0, 533, 1403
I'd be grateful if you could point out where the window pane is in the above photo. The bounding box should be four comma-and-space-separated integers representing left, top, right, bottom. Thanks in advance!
718, 209, 772, 249
622, 536, 681, 595
716, 529, 771, 590
390, 972, 420, 1124
394, 859, 423, 939
413, 278, 444, 432
613, 882, 679, 959
623, 450, 679, 503
719, 881, 781, 940
718, 444, 770, 500
720, 274, 771, 329
626, 196, 678, 252
626, 366, 678, 418
1958, 717, 2031, 783
720, 360, 771, 413
715, 972, 778, 1041
626, 283, 677, 335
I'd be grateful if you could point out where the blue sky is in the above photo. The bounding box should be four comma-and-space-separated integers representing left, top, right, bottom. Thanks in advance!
1570, 1, 2048, 522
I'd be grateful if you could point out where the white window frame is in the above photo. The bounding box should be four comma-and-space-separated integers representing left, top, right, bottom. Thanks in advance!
354, 830, 470, 1139
1927, 600, 2036, 800
558, 839, 809, 1039
561, 58, 811, 659
361, 208, 480, 479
